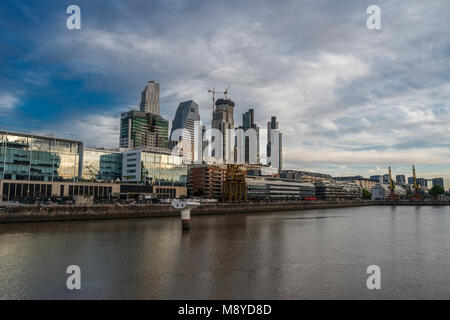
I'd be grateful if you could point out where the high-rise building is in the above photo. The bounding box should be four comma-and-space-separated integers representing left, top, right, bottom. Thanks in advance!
212, 98, 235, 163
417, 178, 427, 188
382, 174, 390, 184
396, 175, 406, 185
120, 110, 168, 150
370, 175, 382, 183
267, 116, 282, 171
148, 113, 169, 149
169, 100, 200, 162
241, 108, 259, 163
432, 178, 444, 189
407, 177, 414, 185
139, 81, 160, 114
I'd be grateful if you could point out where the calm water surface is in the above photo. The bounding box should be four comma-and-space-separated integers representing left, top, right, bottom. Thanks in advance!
0, 205, 449, 299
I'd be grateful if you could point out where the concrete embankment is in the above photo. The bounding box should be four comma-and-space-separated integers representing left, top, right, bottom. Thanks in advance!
0, 201, 376, 224
1, 200, 447, 224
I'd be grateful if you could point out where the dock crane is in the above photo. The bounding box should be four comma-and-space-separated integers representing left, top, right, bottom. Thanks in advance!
386, 166, 399, 200
410, 165, 423, 201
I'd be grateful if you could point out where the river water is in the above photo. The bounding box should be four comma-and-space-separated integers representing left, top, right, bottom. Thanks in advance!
0, 205, 449, 299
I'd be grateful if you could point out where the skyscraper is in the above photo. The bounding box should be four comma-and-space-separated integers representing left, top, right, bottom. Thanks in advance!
120, 110, 168, 150
169, 100, 201, 162
267, 116, 282, 171
241, 109, 259, 163
212, 98, 235, 163
139, 81, 160, 114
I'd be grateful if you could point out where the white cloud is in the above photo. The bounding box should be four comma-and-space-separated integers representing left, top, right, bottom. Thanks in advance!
0, 91, 19, 111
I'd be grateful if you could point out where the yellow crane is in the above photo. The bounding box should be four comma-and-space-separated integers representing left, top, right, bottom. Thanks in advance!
410, 165, 423, 201
386, 166, 399, 200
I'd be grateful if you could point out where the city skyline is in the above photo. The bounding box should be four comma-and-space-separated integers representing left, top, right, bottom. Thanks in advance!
1, 1, 449, 186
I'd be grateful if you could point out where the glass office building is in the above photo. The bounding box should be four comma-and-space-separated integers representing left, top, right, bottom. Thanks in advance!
82, 148, 123, 181
0, 131, 82, 181
122, 149, 187, 186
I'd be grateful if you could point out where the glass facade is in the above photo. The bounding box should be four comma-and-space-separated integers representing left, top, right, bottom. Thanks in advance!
122, 149, 187, 185
141, 150, 186, 186
82, 148, 122, 181
0, 131, 82, 181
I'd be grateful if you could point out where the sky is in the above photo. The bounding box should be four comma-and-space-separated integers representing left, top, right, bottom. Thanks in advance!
1, 0, 449, 187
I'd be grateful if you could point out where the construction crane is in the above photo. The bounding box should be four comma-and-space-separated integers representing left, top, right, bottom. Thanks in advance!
224, 86, 231, 99
208, 87, 231, 117
386, 166, 399, 200
410, 165, 423, 201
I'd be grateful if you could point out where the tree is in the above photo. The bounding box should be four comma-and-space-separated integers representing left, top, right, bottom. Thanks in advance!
429, 185, 445, 199
362, 189, 371, 199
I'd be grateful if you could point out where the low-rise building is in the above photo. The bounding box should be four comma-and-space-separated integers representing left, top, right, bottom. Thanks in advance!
246, 176, 315, 200
314, 181, 362, 200
187, 163, 227, 199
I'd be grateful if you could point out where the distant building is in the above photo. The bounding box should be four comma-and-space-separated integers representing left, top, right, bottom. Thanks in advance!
370, 175, 382, 183
382, 174, 390, 184
407, 177, 414, 185
432, 178, 444, 189
139, 81, 160, 114
120, 110, 169, 150
169, 100, 200, 163
334, 176, 378, 191
417, 178, 427, 188
280, 170, 332, 181
396, 175, 406, 185
267, 116, 282, 171
371, 184, 389, 200
314, 181, 362, 200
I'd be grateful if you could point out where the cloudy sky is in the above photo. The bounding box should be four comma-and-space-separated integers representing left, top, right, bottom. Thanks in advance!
1, 0, 449, 186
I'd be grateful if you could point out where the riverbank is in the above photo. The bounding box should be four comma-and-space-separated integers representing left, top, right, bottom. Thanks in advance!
0, 200, 447, 224
0, 201, 375, 223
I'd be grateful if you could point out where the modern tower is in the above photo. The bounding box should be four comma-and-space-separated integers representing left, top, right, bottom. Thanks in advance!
139, 81, 160, 114
169, 100, 201, 162
396, 175, 406, 185
267, 116, 282, 171
212, 98, 235, 163
120, 110, 168, 150
241, 109, 259, 163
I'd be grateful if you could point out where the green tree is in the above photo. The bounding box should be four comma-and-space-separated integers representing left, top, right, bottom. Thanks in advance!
429, 185, 445, 199
362, 189, 371, 199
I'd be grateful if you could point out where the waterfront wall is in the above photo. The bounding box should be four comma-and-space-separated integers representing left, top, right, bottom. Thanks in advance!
0, 201, 375, 224
1, 200, 447, 224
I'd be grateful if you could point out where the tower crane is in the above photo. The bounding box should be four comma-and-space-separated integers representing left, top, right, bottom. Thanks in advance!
386, 166, 399, 201
410, 165, 423, 201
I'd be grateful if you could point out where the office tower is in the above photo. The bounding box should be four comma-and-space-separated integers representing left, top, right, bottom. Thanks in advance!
139, 81, 160, 114
120, 110, 168, 150
432, 178, 444, 189
242, 109, 259, 163
382, 174, 390, 184
416, 178, 427, 188
169, 100, 200, 162
267, 116, 282, 171
212, 98, 235, 163
396, 175, 406, 185
370, 175, 382, 183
